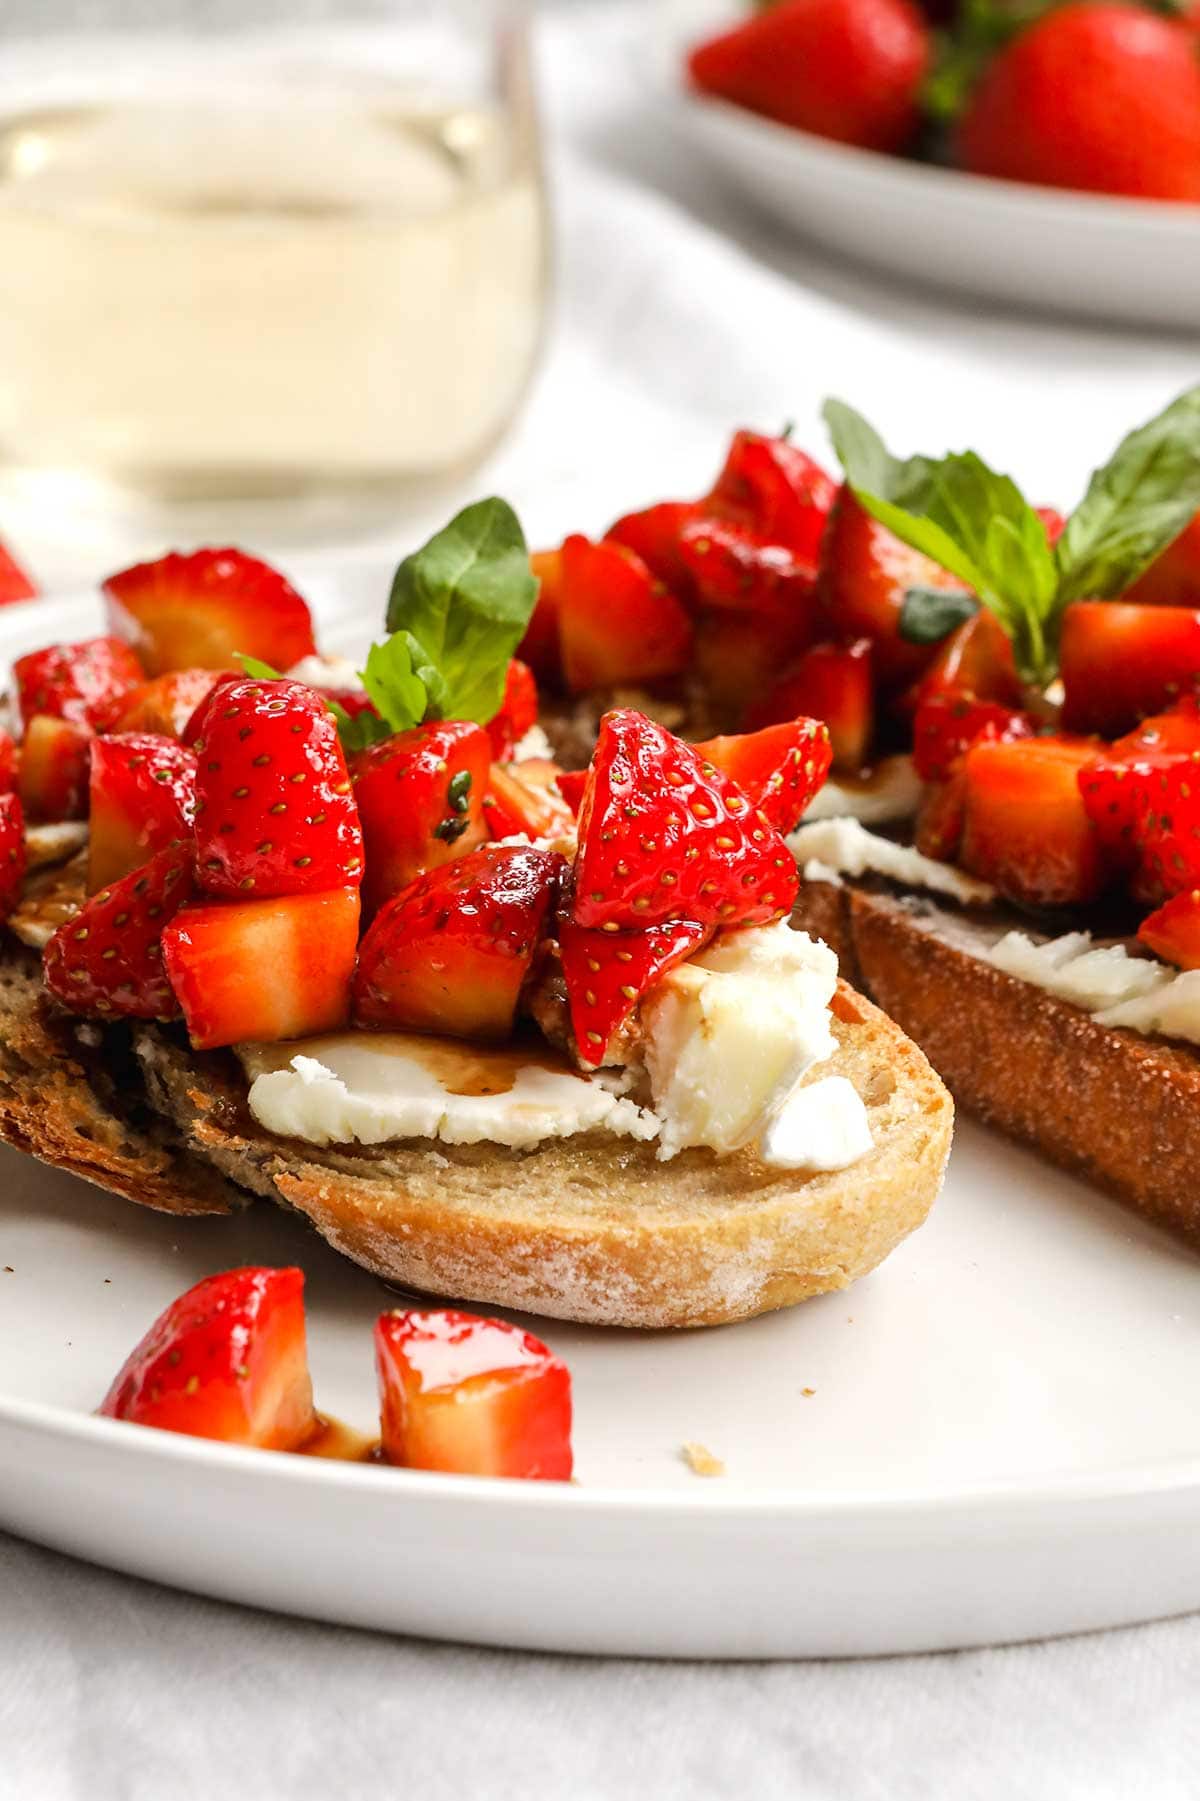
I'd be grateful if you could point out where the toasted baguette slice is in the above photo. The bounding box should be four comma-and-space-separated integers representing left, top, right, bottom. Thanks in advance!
0, 947, 234, 1218
792, 879, 1200, 1246
127, 981, 951, 1329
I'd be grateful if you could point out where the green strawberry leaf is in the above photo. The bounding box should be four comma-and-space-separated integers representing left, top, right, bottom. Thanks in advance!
1056, 387, 1200, 604
385, 496, 538, 726
899, 586, 979, 644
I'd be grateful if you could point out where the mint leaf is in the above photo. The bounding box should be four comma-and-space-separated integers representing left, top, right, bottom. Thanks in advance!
236, 654, 285, 680
386, 497, 538, 726
328, 698, 392, 754
899, 587, 978, 644
359, 635, 426, 736
1056, 386, 1200, 605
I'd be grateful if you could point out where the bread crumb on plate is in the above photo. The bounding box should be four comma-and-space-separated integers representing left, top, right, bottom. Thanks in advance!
681, 1441, 726, 1477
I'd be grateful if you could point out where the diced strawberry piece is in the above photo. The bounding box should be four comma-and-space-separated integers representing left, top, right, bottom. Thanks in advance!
677, 518, 819, 620
0, 540, 37, 605
747, 638, 874, 772
44, 844, 195, 1021
1130, 756, 1200, 900
17, 716, 91, 822
520, 549, 564, 684
605, 500, 700, 590
905, 608, 1023, 714
557, 535, 693, 694
482, 761, 575, 843
351, 720, 491, 917
912, 693, 1035, 783
692, 717, 833, 833
692, 608, 818, 721
819, 486, 960, 691
0, 792, 26, 919
1060, 601, 1200, 736
556, 770, 587, 815
14, 636, 143, 732
0, 728, 17, 795
1139, 888, 1200, 968
353, 844, 562, 1039
163, 886, 360, 1049
115, 668, 226, 741
486, 658, 538, 761
914, 767, 968, 862
88, 734, 197, 893
103, 548, 316, 675
99, 1266, 315, 1451
572, 709, 798, 931
1078, 750, 1173, 865
1124, 510, 1200, 607
960, 736, 1105, 908
191, 678, 362, 900
1113, 694, 1200, 757
559, 916, 709, 1065
374, 1308, 572, 1480
705, 431, 838, 563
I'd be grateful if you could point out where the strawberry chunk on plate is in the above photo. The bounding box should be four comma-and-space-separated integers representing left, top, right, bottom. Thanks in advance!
0, 792, 26, 920
13, 636, 144, 732
557, 535, 693, 694
374, 1308, 572, 1480
482, 760, 576, 844
88, 733, 197, 893
559, 916, 709, 1066
115, 668, 227, 741
748, 638, 874, 772
44, 843, 195, 1021
103, 547, 316, 675
100, 1266, 315, 1451
0, 539, 36, 605
519, 549, 565, 683
704, 429, 837, 563
17, 715, 91, 822
818, 487, 959, 692
0, 729, 16, 795
163, 886, 361, 1050
692, 716, 833, 833
191, 677, 363, 899
1139, 889, 1200, 970
353, 844, 563, 1039
1060, 601, 1200, 737
485, 658, 538, 761
960, 736, 1105, 909
605, 499, 700, 591
351, 719, 491, 917
913, 693, 1034, 784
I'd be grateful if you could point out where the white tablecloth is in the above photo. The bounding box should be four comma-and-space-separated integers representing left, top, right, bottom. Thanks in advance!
5, 6, 1200, 1795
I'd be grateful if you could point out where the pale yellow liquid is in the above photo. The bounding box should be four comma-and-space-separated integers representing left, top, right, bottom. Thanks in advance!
0, 96, 546, 498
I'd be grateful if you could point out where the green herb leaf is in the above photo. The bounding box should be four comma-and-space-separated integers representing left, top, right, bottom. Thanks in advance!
899, 586, 979, 644
385, 496, 538, 726
358, 635, 427, 738
236, 654, 285, 681
1056, 386, 1200, 605
327, 698, 392, 754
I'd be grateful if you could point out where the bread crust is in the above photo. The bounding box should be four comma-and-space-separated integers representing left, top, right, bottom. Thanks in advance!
792, 880, 1200, 1245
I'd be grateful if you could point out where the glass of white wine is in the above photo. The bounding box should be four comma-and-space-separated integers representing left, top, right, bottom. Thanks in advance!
0, 0, 547, 512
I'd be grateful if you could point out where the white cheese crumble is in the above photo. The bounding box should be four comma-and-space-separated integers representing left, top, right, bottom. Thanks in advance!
285, 654, 365, 693
983, 929, 1200, 1044
511, 723, 553, 763
759, 1075, 875, 1171
788, 817, 996, 906
801, 756, 922, 827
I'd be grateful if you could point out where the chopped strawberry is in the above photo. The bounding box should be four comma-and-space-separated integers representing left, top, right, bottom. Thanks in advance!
103, 548, 316, 675
912, 693, 1035, 783
557, 535, 693, 695
572, 710, 798, 931
906, 608, 1023, 714
704, 430, 837, 563
747, 638, 874, 772
1078, 749, 1176, 866
482, 761, 575, 843
0, 728, 17, 795
1125, 510, 1200, 607
115, 668, 226, 741
191, 678, 362, 899
692, 717, 833, 833
914, 767, 968, 862
486, 658, 538, 761
0, 541, 37, 605
556, 769, 587, 815
351, 719, 490, 916
0, 792, 26, 920
605, 500, 700, 590
88, 734, 196, 893
1139, 889, 1200, 969
692, 609, 818, 721
44, 844, 195, 1021
353, 844, 562, 1039
559, 916, 709, 1065
17, 716, 91, 822
818, 486, 960, 691
374, 1308, 572, 1480
960, 736, 1105, 908
1129, 757, 1200, 900
677, 518, 819, 623
520, 549, 564, 683
1114, 695, 1200, 757
1060, 601, 1200, 736
163, 886, 361, 1049
99, 1266, 315, 1451
14, 636, 143, 732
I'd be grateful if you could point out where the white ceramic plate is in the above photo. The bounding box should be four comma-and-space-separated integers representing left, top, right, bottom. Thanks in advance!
3, 569, 1200, 1659
650, 0, 1200, 329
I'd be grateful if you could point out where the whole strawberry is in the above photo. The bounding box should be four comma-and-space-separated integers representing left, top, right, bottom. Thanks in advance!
688, 0, 930, 154
191, 677, 363, 898
957, 3, 1200, 201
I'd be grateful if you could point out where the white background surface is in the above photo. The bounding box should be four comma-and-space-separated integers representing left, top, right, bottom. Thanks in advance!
6, 2, 1200, 1794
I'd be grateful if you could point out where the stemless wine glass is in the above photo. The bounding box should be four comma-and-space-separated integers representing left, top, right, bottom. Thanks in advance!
0, 1, 547, 512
